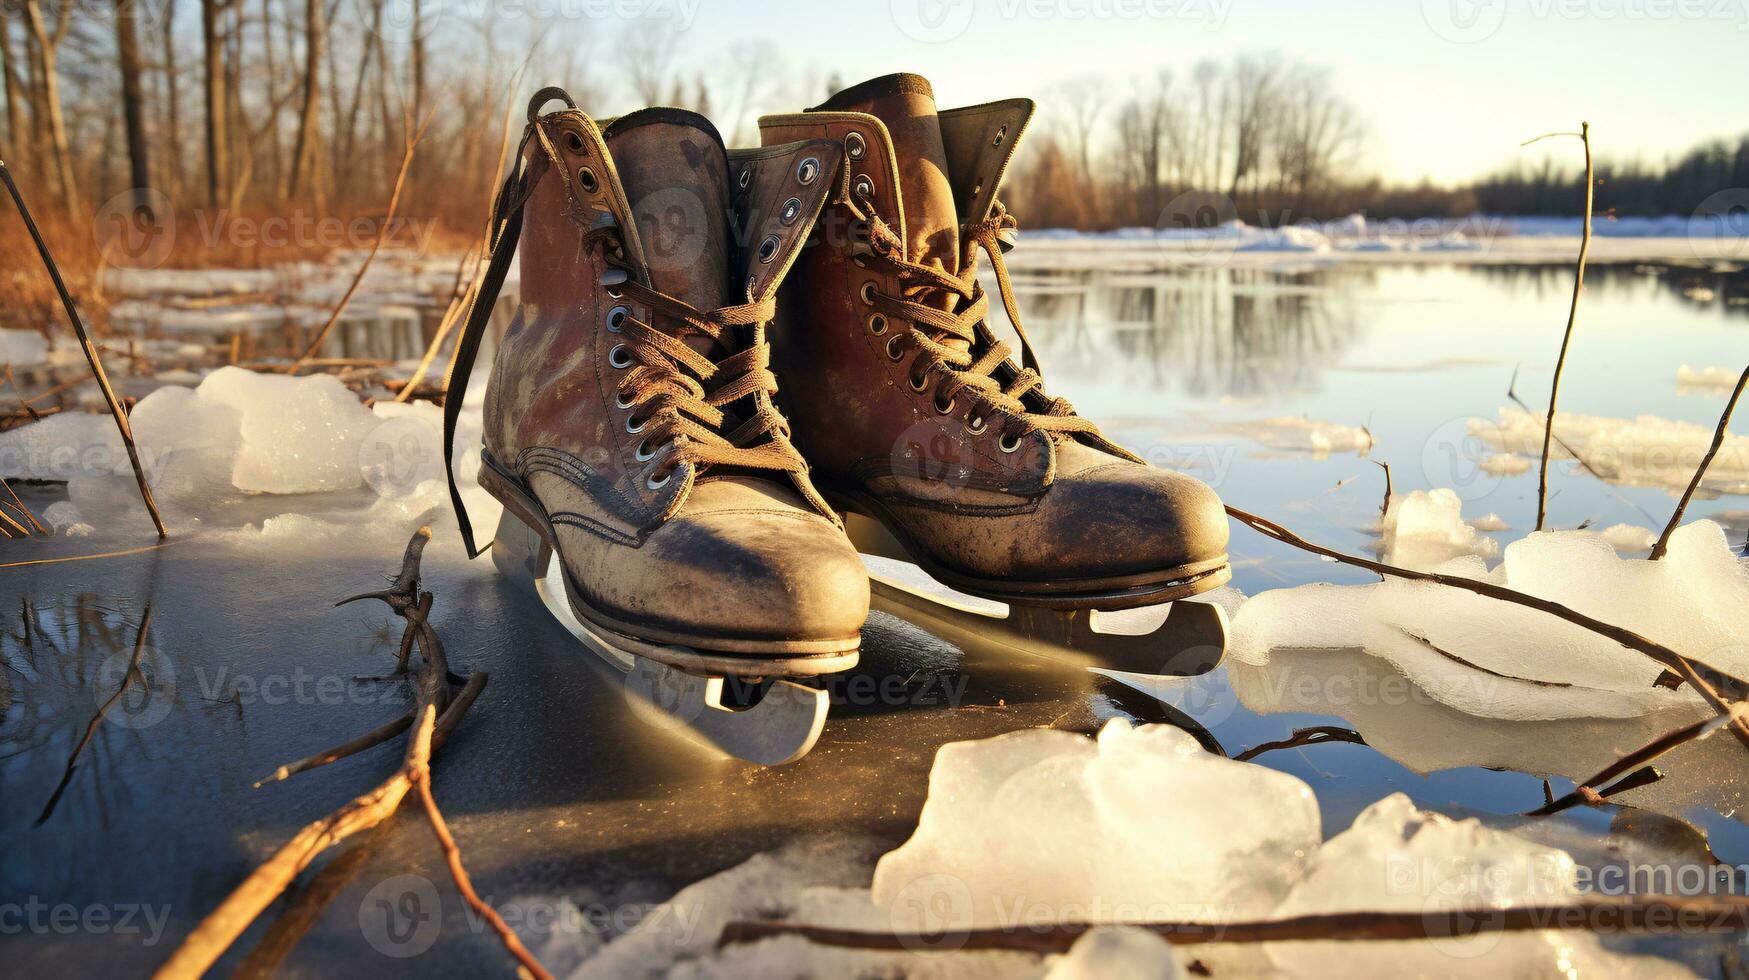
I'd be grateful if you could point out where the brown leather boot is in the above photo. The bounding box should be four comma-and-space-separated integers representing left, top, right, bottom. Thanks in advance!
443, 90, 867, 676
759, 74, 1230, 611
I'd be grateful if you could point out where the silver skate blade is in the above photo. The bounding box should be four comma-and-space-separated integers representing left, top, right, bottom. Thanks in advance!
859, 554, 1228, 677
491, 510, 829, 766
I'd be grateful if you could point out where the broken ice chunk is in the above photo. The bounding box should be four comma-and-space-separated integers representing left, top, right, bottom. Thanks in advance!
871, 720, 1321, 929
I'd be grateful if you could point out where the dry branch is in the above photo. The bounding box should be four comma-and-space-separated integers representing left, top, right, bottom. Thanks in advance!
1529, 704, 1749, 816
1224, 505, 1749, 747
720, 893, 1749, 953
1526, 123, 1592, 531
151, 527, 530, 979
0, 159, 166, 538
1650, 364, 1747, 560
283, 109, 437, 374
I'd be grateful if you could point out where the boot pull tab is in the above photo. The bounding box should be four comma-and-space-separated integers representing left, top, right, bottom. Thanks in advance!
527, 86, 578, 123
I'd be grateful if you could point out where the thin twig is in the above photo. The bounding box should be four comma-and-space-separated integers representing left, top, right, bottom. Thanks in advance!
1, 476, 45, 533
720, 894, 1749, 953
1225, 504, 1749, 747
153, 527, 519, 978
0, 540, 177, 569
38, 606, 154, 825
1234, 726, 1367, 762
415, 766, 553, 979
1529, 704, 1749, 816
1534, 121, 1592, 531
283, 110, 437, 373
1374, 460, 1392, 518
1650, 364, 1747, 560
0, 159, 166, 537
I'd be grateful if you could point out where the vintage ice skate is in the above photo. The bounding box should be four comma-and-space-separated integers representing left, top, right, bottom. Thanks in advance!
760, 74, 1231, 676
442, 89, 865, 765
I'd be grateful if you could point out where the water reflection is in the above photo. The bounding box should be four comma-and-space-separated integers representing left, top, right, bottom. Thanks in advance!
1005, 266, 1371, 399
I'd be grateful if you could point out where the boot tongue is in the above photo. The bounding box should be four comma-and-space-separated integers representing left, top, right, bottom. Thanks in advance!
818, 74, 960, 303
604, 109, 735, 318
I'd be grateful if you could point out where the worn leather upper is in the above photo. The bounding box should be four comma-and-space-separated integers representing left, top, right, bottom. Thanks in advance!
760, 74, 1229, 584
484, 104, 867, 643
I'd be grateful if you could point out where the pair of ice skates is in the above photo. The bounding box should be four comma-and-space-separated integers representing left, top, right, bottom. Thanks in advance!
443, 74, 1233, 764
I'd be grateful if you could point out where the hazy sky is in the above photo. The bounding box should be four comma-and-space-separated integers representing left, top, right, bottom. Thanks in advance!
629, 0, 1749, 184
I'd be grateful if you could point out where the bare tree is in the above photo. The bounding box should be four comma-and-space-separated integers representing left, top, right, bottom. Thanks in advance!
621, 20, 673, 105
0, 9, 26, 157
114, 0, 152, 218
201, 0, 228, 205
286, 0, 320, 197
21, 0, 76, 204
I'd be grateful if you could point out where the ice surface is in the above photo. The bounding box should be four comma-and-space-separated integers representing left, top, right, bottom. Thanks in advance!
511, 727, 1699, 978
1231, 520, 1746, 719
1470, 406, 1749, 495
1222, 416, 1374, 456
0, 328, 48, 367
1379, 488, 1499, 571
1480, 453, 1530, 476
1600, 523, 1658, 553
1267, 794, 1696, 978
870, 721, 1321, 927
1043, 927, 1181, 979
1676, 365, 1742, 395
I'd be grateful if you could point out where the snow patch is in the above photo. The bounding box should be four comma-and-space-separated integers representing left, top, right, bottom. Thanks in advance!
1469, 407, 1749, 495
1231, 519, 1747, 719
1224, 417, 1374, 456
1677, 365, 1742, 396
1379, 488, 1499, 571
0, 329, 48, 367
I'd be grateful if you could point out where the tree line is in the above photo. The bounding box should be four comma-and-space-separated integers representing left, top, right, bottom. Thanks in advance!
0, 6, 1741, 246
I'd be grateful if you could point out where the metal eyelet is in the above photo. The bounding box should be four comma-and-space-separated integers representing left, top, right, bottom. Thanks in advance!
626, 414, 647, 434
908, 363, 930, 392
859, 281, 877, 305
607, 343, 632, 369
867, 313, 887, 335
999, 432, 1023, 453
635, 438, 658, 462
738, 167, 752, 189
796, 157, 820, 184
933, 389, 955, 415
967, 414, 987, 435
971, 181, 983, 197
846, 131, 866, 160
615, 389, 636, 409
564, 131, 587, 154
758, 234, 781, 263
780, 197, 802, 225
992, 125, 1007, 147
647, 470, 672, 490
606, 287, 624, 299
606, 305, 629, 332
578, 166, 599, 193
746, 274, 759, 297
852, 174, 873, 199
885, 334, 906, 361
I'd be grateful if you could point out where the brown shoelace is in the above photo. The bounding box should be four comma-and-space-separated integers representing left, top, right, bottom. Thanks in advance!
582, 225, 808, 482
839, 175, 1103, 446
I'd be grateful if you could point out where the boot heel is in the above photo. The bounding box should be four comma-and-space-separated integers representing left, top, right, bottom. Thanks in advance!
490, 507, 551, 589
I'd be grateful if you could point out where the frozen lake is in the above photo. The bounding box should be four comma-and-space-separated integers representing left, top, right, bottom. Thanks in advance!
3, 252, 1746, 976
